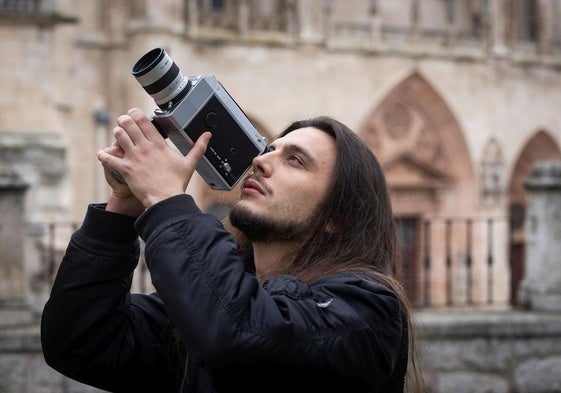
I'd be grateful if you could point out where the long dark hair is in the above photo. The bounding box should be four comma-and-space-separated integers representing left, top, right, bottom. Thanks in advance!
230, 116, 425, 391
279, 116, 396, 280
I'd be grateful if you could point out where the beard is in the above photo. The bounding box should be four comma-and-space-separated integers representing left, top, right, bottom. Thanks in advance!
229, 203, 311, 243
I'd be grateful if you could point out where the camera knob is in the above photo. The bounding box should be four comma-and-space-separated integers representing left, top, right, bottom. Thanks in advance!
205, 112, 218, 128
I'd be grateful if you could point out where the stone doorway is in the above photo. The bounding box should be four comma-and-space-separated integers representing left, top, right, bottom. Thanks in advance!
359, 71, 475, 305
396, 216, 420, 304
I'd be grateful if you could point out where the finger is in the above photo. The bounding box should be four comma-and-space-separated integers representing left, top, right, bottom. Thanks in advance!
117, 113, 146, 145
113, 126, 134, 152
128, 108, 162, 142
104, 143, 125, 158
111, 139, 123, 149
97, 149, 122, 170
186, 132, 212, 165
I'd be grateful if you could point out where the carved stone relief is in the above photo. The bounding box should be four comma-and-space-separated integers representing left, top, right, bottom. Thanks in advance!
359, 72, 474, 215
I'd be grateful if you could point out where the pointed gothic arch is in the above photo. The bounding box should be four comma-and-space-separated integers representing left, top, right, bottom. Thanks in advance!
358, 71, 474, 304
359, 71, 474, 216
508, 130, 561, 206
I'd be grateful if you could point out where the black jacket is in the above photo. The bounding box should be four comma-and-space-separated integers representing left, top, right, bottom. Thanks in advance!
41, 194, 408, 393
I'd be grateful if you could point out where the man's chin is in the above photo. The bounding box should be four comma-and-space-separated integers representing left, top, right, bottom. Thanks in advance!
230, 199, 257, 216
229, 205, 268, 242
229, 204, 307, 243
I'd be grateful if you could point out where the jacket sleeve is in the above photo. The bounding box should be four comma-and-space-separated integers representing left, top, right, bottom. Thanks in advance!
41, 204, 181, 393
135, 195, 405, 385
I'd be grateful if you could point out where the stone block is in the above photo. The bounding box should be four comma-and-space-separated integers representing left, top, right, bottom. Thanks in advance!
0, 354, 26, 393
435, 371, 509, 393
515, 356, 561, 393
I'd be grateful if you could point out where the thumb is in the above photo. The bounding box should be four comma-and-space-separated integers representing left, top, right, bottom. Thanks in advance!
97, 148, 121, 169
186, 132, 212, 167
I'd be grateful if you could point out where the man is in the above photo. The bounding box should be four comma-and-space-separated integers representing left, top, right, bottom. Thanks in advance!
41, 109, 420, 392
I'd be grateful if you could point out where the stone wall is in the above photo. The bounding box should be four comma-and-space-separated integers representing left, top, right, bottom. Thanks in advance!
2, 2, 561, 392
2, 310, 561, 393
417, 310, 561, 393
0, 325, 105, 393
0, 168, 27, 304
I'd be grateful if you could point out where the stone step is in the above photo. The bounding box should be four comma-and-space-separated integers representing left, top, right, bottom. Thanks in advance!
0, 306, 38, 330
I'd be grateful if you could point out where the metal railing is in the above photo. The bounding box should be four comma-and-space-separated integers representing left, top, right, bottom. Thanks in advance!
35, 215, 513, 308
414, 217, 510, 308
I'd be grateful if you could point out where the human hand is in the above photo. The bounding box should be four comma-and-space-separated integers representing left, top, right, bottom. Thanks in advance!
97, 108, 212, 209
98, 141, 145, 216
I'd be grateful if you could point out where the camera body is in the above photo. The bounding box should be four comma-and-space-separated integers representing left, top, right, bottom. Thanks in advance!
132, 48, 267, 190
151, 75, 267, 190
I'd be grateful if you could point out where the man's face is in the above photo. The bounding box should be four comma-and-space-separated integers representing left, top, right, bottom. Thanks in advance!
229, 127, 336, 242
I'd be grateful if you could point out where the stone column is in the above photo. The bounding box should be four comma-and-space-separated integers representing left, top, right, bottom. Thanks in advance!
238, 0, 249, 40
488, 0, 508, 56
322, 0, 334, 46
368, 0, 382, 45
444, 0, 458, 46
410, 0, 420, 42
537, 0, 551, 56
0, 168, 28, 304
518, 161, 561, 311
185, 0, 199, 37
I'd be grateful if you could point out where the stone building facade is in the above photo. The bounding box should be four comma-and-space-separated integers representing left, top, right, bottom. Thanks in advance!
2, 0, 561, 311
0, 0, 561, 393
1, 1, 561, 391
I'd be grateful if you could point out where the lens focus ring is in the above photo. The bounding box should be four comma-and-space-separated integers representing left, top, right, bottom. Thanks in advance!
132, 48, 191, 110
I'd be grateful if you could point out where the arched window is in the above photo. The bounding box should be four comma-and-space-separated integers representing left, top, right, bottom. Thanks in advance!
481, 138, 504, 206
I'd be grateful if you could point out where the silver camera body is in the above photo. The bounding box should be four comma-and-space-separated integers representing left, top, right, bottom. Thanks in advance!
132, 48, 267, 190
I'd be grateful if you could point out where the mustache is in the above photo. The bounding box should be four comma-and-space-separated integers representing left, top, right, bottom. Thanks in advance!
242, 172, 272, 195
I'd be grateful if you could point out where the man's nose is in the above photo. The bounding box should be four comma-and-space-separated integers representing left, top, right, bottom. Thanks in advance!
252, 150, 273, 176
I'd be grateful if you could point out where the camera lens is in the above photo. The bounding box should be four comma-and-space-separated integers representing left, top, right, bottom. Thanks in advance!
132, 48, 191, 110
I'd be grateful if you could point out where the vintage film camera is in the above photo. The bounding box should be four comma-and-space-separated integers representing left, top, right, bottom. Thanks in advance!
131, 47, 268, 190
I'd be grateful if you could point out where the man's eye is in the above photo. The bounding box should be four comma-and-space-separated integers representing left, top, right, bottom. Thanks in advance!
288, 155, 303, 165
265, 145, 275, 153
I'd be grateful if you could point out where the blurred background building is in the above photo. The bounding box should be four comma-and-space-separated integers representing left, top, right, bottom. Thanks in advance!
1, 1, 561, 392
